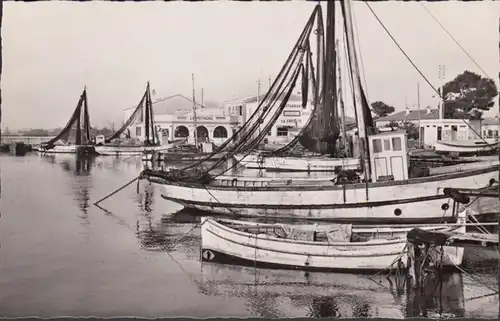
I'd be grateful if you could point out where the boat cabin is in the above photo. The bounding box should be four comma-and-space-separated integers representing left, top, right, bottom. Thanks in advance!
368, 130, 409, 182
95, 135, 106, 145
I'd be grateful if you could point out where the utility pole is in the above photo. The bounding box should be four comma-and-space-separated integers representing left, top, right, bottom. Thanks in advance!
438, 64, 446, 119
192, 74, 199, 148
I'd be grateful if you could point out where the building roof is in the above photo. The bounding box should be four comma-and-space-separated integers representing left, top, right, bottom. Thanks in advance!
124, 94, 206, 115
224, 93, 303, 105
375, 108, 440, 123
482, 117, 500, 126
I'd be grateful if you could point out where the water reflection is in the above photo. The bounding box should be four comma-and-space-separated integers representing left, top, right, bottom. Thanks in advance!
41, 154, 95, 227
198, 263, 468, 318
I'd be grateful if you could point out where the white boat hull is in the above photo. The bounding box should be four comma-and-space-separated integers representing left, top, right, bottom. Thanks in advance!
200, 217, 464, 272
152, 163, 498, 223
37, 145, 94, 154
95, 143, 178, 156
434, 139, 500, 155
234, 153, 360, 172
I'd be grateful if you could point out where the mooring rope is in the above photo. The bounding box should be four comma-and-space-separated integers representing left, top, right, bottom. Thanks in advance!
93, 175, 142, 207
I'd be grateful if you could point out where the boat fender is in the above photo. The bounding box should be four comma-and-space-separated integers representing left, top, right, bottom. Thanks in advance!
443, 188, 470, 204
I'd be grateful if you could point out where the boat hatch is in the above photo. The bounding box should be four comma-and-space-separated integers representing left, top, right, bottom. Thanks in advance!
368, 130, 409, 183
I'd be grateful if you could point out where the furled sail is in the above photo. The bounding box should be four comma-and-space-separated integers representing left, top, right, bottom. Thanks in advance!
43, 88, 92, 149
296, 1, 341, 156
106, 82, 158, 145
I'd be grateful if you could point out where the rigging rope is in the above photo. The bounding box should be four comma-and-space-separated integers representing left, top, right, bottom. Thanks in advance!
173, 6, 320, 175
365, 2, 496, 151
420, 3, 490, 79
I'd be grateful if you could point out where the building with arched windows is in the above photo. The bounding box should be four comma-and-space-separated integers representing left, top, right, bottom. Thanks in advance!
223, 92, 314, 144
123, 94, 240, 146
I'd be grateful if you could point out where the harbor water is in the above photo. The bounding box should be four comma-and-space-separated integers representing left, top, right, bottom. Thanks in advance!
0, 153, 498, 318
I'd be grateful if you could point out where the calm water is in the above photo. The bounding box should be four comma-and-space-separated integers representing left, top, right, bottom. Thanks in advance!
0, 153, 498, 318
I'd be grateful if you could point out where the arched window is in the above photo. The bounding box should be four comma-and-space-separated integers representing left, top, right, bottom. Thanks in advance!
213, 126, 228, 138
196, 126, 209, 139
174, 126, 189, 138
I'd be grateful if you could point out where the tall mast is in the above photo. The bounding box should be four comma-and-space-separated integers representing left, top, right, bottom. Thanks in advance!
314, 8, 323, 151
336, 39, 349, 156
201, 88, 204, 107
341, 0, 371, 180
192, 73, 199, 147
144, 82, 151, 144
417, 82, 421, 148
257, 79, 261, 136
322, 0, 338, 155
148, 84, 157, 145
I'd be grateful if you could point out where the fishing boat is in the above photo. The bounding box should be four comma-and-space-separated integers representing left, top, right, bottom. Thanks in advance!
94, 82, 186, 156
199, 207, 466, 272
38, 87, 95, 155
142, 0, 499, 224
434, 138, 500, 155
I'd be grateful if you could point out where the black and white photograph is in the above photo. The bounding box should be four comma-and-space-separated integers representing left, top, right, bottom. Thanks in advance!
0, 0, 499, 318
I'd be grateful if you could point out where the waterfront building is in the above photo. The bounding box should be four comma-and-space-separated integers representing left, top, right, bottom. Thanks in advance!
223, 93, 313, 145
374, 106, 486, 148
123, 94, 239, 146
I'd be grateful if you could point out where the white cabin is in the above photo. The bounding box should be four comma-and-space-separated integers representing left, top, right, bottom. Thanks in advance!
95, 135, 106, 145
368, 130, 409, 183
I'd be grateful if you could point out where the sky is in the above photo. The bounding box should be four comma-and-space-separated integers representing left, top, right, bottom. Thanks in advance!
2, 1, 499, 130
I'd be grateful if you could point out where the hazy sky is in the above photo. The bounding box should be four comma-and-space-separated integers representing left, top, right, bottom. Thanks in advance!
3, 1, 499, 130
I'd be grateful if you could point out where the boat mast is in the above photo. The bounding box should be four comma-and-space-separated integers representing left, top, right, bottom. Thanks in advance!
192, 73, 199, 147
417, 82, 421, 148
257, 79, 261, 137
144, 82, 151, 144
314, 8, 323, 152
341, 0, 371, 180
148, 84, 157, 145
336, 39, 349, 156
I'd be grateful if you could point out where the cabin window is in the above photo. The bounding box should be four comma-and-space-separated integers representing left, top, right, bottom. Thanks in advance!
494, 130, 499, 138
277, 127, 288, 137
238, 105, 243, 116
444, 125, 449, 128
383, 139, 391, 151
459, 125, 466, 128
372, 139, 382, 153
426, 125, 430, 127
136, 126, 141, 137
392, 137, 402, 151
432, 125, 436, 127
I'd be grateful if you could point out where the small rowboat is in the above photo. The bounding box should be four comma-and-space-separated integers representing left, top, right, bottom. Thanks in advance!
200, 210, 467, 273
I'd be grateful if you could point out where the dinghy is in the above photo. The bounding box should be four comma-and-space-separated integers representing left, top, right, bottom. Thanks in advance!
434, 138, 500, 156
200, 209, 466, 272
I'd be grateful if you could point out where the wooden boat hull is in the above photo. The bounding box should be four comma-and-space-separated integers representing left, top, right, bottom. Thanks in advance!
95, 143, 179, 156
37, 145, 95, 154
434, 139, 500, 155
143, 151, 227, 162
152, 163, 499, 223
234, 153, 360, 172
200, 217, 465, 272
